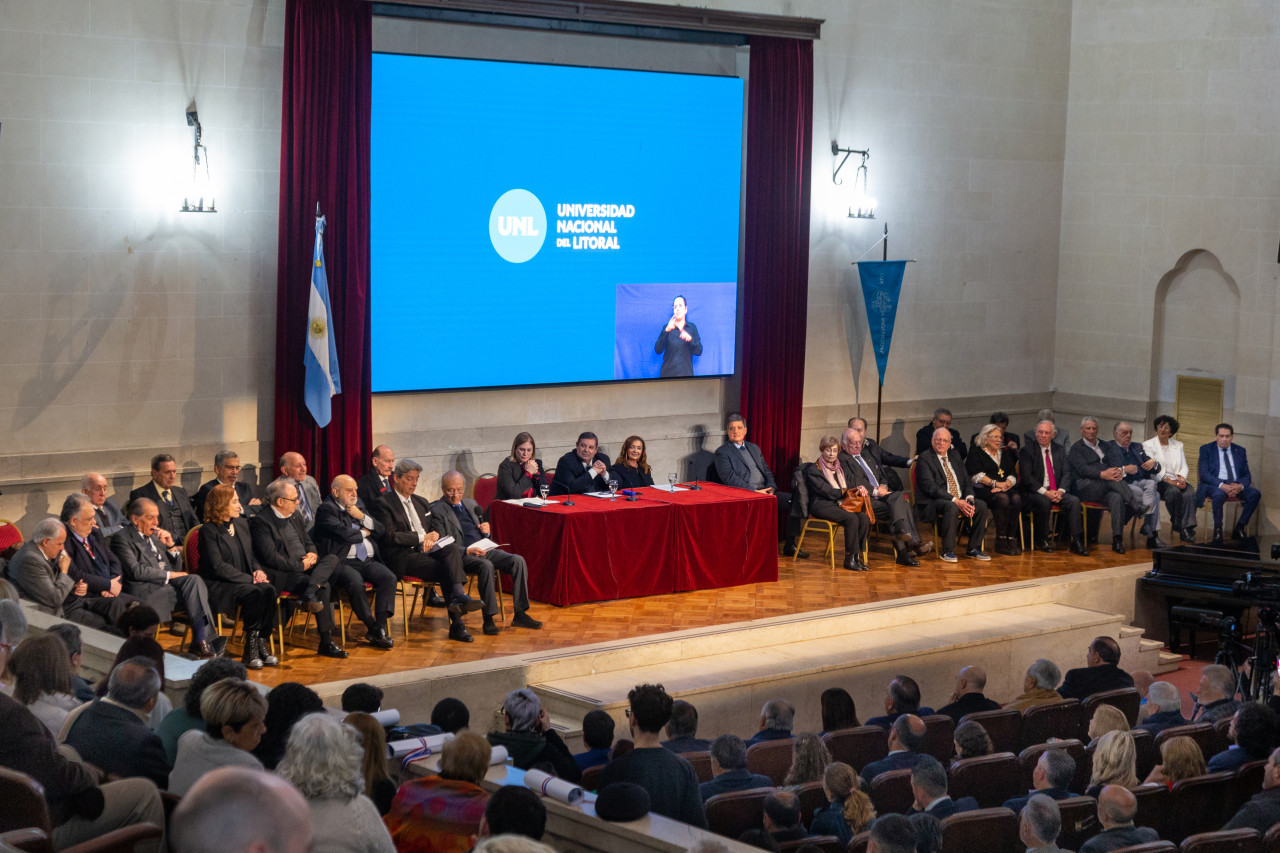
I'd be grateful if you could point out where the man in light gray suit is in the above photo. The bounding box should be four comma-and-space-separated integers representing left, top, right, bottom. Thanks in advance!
280, 452, 322, 532
9, 518, 92, 622
80, 472, 125, 538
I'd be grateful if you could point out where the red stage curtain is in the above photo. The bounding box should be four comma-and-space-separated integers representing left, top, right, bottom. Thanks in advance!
740, 36, 814, 492
273, 0, 373, 484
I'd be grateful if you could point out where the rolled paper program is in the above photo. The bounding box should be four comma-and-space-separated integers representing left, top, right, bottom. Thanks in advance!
488, 745, 509, 765
388, 732, 454, 759
369, 709, 400, 728
523, 768, 584, 805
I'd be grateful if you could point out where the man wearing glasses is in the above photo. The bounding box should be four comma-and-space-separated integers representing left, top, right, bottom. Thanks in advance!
193, 450, 263, 520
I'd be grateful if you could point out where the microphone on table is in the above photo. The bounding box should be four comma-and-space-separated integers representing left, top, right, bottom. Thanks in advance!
622, 489, 640, 502
690, 476, 702, 491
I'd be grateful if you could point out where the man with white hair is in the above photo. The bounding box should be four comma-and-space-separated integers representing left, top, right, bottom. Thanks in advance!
840, 427, 931, 567
914, 428, 990, 562
1067, 416, 1133, 554
1135, 682, 1187, 735
312, 473, 397, 649
172, 766, 312, 853
79, 471, 125, 537
487, 688, 581, 782
1105, 422, 1164, 549
1005, 659, 1064, 712
9, 518, 80, 618
1019, 419, 1086, 555
746, 698, 795, 746
1193, 663, 1241, 724
1019, 794, 1067, 853
279, 451, 322, 531
64, 657, 171, 788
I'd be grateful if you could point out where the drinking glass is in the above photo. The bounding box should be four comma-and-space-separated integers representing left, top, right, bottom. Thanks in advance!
538, 484, 550, 503
608, 478, 619, 501
668, 472, 677, 490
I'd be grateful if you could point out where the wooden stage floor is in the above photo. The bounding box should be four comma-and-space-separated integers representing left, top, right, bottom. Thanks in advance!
159, 538, 1151, 688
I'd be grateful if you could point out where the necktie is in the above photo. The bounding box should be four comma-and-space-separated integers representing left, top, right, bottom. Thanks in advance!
403, 497, 426, 538
942, 455, 961, 499
352, 515, 370, 561
379, 477, 388, 493
82, 537, 96, 559
1222, 448, 1236, 481
161, 489, 174, 508
855, 455, 879, 489
146, 536, 163, 570
1045, 448, 1057, 491
296, 481, 312, 523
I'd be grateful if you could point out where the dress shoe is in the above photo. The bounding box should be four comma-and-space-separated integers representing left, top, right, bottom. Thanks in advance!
1112, 536, 1125, 554
842, 555, 863, 571
895, 552, 921, 568
1145, 535, 1167, 549
191, 640, 216, 659
512, 611, 543, 629
211, 636, 228, 657
255, 635, 279, 667
1233, 524, 1248, 540
318, 640, 349, 659
447, 593, 484, 615
365, 627, 394, 649
427, 591, 448, 608
448, 622, 474, 643
940, 551, 958, 563
967, 549, 991, 561
299, 585, 325, 613
909, 538, 934, 556
1037, 541, 1056, 553
482, 619, 500, 636
782, 543, 810, 559
1180, 528, 1197, 543
1069, 539, 1088, 556
1211, 528, 1224, 545
994, 539, 1018, 557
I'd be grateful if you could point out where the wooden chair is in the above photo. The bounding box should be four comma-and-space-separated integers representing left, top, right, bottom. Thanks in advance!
948, 752, 1023, 809
1234, 760, 1267, 813
397, 575, 430, 639
1018, 739, 1085, 793
1154, 723, 1219, 764
1020, 699, 1083, 749
1165, 772, 1239, 844
679, 751, 714, 784
705, 787, 774, 841
959, 709, 1022, 754
747, 739, 796, 786
921, 715, 956, 763
780, 837, 842, 853
1179, 829, 1262, 853
795, 780, 828, 827
1055, 795, 1100, 851
938, 807, 1019, 853
1082, 688, 1142, 730
822, 726, 888, 775
868, 768, 914, 817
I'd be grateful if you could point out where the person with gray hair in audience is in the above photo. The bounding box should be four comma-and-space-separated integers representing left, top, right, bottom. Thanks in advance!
1004, 749, 1079, 814
9, 517, 104, 628
168, 678, 268, 796
745, 698, 795, 746
1067, 416, 1133, 554
1078, 785, 1158, 853
1193, 663, 1241, 723
172, 766, 312, 853
1134, 681, 1187, 735
0, 597, 27, 652
157, 657, 250, 763
488, 687, 581, 781
1005, 659, 1063, 711
700, 734, 774, 801
1023, 409, 1070, 450
276, 713, 396, 853
79, 471, 126, 537
64, 656, 171, 788
861, 714, 927, 780
908, 754, 976, 818
193, 449, 262, 519
1020, 794, 1067, 853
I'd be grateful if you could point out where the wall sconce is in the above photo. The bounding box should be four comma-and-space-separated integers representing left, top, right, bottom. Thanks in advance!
832, 141, 876, 220
180, 108, 216, 213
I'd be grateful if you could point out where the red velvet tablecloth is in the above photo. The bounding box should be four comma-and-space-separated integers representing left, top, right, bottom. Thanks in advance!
489, 483, 778, 606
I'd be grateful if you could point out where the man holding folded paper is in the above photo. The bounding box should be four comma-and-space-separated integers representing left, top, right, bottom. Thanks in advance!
430, 471, 542, 635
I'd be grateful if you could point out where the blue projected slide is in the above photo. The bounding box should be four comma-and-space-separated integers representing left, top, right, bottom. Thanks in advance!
370, 54, 744, 392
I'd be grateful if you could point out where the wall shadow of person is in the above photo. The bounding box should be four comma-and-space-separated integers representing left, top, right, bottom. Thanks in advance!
15, 489, 52, 537
179, 461, 204, 496
682, 424, 717, 483
110, 473, 138, 510
881, 420, 911, 460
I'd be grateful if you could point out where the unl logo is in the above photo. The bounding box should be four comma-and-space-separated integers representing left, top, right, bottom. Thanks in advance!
489, 189, 547, 263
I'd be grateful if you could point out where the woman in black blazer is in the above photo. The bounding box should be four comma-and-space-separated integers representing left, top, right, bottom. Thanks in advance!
198, 483, 279, 669
804, 436, 870, 572
609, 435, 656, 489
495, 432, 548, 500
966, 423, 1023, 556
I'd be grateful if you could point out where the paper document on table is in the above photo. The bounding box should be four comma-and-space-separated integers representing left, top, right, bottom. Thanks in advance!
426, 535, 455, 553
504, 498, 555, 506
650, 484, 688, 492
469, 538, 501, 553
582, 491, 616, 499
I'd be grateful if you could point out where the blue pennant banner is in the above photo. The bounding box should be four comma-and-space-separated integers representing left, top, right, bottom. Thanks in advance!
855, 260, 908, 385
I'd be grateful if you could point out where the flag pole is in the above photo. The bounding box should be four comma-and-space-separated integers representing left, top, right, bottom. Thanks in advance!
876, 222, 887, 442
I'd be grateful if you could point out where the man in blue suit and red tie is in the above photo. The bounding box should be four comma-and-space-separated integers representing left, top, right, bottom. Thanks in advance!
1196, 423, 1261, 544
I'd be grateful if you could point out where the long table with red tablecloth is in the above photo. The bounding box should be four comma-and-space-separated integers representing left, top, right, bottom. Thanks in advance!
488, 482, 779, 606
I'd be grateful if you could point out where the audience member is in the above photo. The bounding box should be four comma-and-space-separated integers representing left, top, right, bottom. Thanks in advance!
1208, 702, 1276, 772
1194, 663, 1241, 723
6, 633, 78, 735
1004, 749, 1078, 814
746, 698, 796, 746
0, 599, 27, 661
844, 419, 927, 552
88, 634, 172, 729
157, 657, 247, 762
805, 434, 871, 571
1195, 423, 1260, 543
479, 785, 547, 842
488, 688, 580, 781
914, 427, 991, 562
254, 681, 323, 770
172, 766, 311, 853
385, 730, 492, 853
762, 790, 808, 843
1019, 419, 1086, 554
193, 450, 262, 519
663, 699, 712, 753
0, 578, 17, 601
1057, 636, 1134, 701
473, 839, 556, 853
1019, 794, 1065, 853
130, 453, 200, 546
344, 712, 397, 816
1134, 681, 1187, 735
1142, 415, 1198, 543
715, 415, 804, 556
809, 761, 873, 844
1085, 704, 1130, 747
575, 709, 616, 771
1143, 735, 1206, 788
45, 621, 95, 701
1023, 410, 1070, 449
115, 602, 162, 639
908, 812, 943, 853
867, 813, 916, 853
168, 678, 268, 796
1005, 659, 1063, 711
737, 828, 781, 852
861, 715, 926, 780
1085, 730, 1138, 798
700, 734, 774, 801
601, 683, 706, 826
953, 720, 993, 760
1067, 417, 1133, 553
64, 656, 170, 788
909, 754, 976, 818
935, 665, 1001, 723
432, 696, 471, 733
342, 682, 384, 714
865, 675, 934, 729
820, 687, 860, 733
1224, 745, 1280, 833
970, 412, 1020, 454
1078, 785, 1158, 853
783, 733, 832, 786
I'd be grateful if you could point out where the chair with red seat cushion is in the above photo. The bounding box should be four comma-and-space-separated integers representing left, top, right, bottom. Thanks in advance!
921, 715, 956, 763
959, 709, 1023, 754
948, 752, 1023, 809
795, 780, 828, 828
779, 836, 842, 853
822, 727, 889, 776
869, 768, 914, 817
1234, 760, 1268, 814
1056, 796, 1100, 851
1082, 688, 1142, 732
1020, 699, 1083, 749
472, 475, 498, 512
1165, 772, 1239, 844
1132, 783, 1169, 840
705, 787, 774, 841
0, 520, 24, 557
938, 807, 1019, 853
1106, 844, 1177, 853
679, 751, 714, 784
846, 832, 870, 853
1154, 723, 1218, 764
1179, 828, 1262, 853
747, 739, 796, 786
1132, 728, 1158, 781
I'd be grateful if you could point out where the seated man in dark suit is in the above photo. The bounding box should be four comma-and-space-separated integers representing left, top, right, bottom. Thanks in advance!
1003, 748, 1078, 814
110, 497, 220, 658
662, 699, 712, 754
1066, 417, 1132, 554
1195, 423, 1262, 543
9, 518, 91, 625
841, 428, 930, 566
935, 666, 1000, 723
248, 478, 347, 659
60, 494, 139, 631
866, 675, 935, 729
130, 453, 199, 546
914, 428, 990, 562
1079, 785, 1158, 853
1224, 746, 1280, 833
311, 474, 397, 649
373, 458, 483, 643
763, 790, 809, 843
64, 657, 171, 788
1207, 703, 1276, 772
1057, 636, 1134, 702
848, 416, 913, 491
1020, 419, 1086, 555
193, 450, 262, 521
357, 444, 397, 510
278, 452, 322, 532
861, 714, 927, 781
914, 408, 967, 459
744, 698, 795, 747
1106, 422, 1164, 549
970, 411, 1020, 457
699, 734, 773, 802
79, 472, 125, 538
1194, 664, 1240, 724
430, 470, 542, 635
908, 755, 976, 819
1023, 408, 1070, 450
1134, 681, 1187, 735
713, 414, 804, 557
552, 432, 612, 496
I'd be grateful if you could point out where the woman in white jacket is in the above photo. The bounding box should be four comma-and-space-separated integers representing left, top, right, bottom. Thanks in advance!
1142, 414, 1198, 542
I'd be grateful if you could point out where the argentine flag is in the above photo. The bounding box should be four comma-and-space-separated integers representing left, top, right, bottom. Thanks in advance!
304, 215, 341, 427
